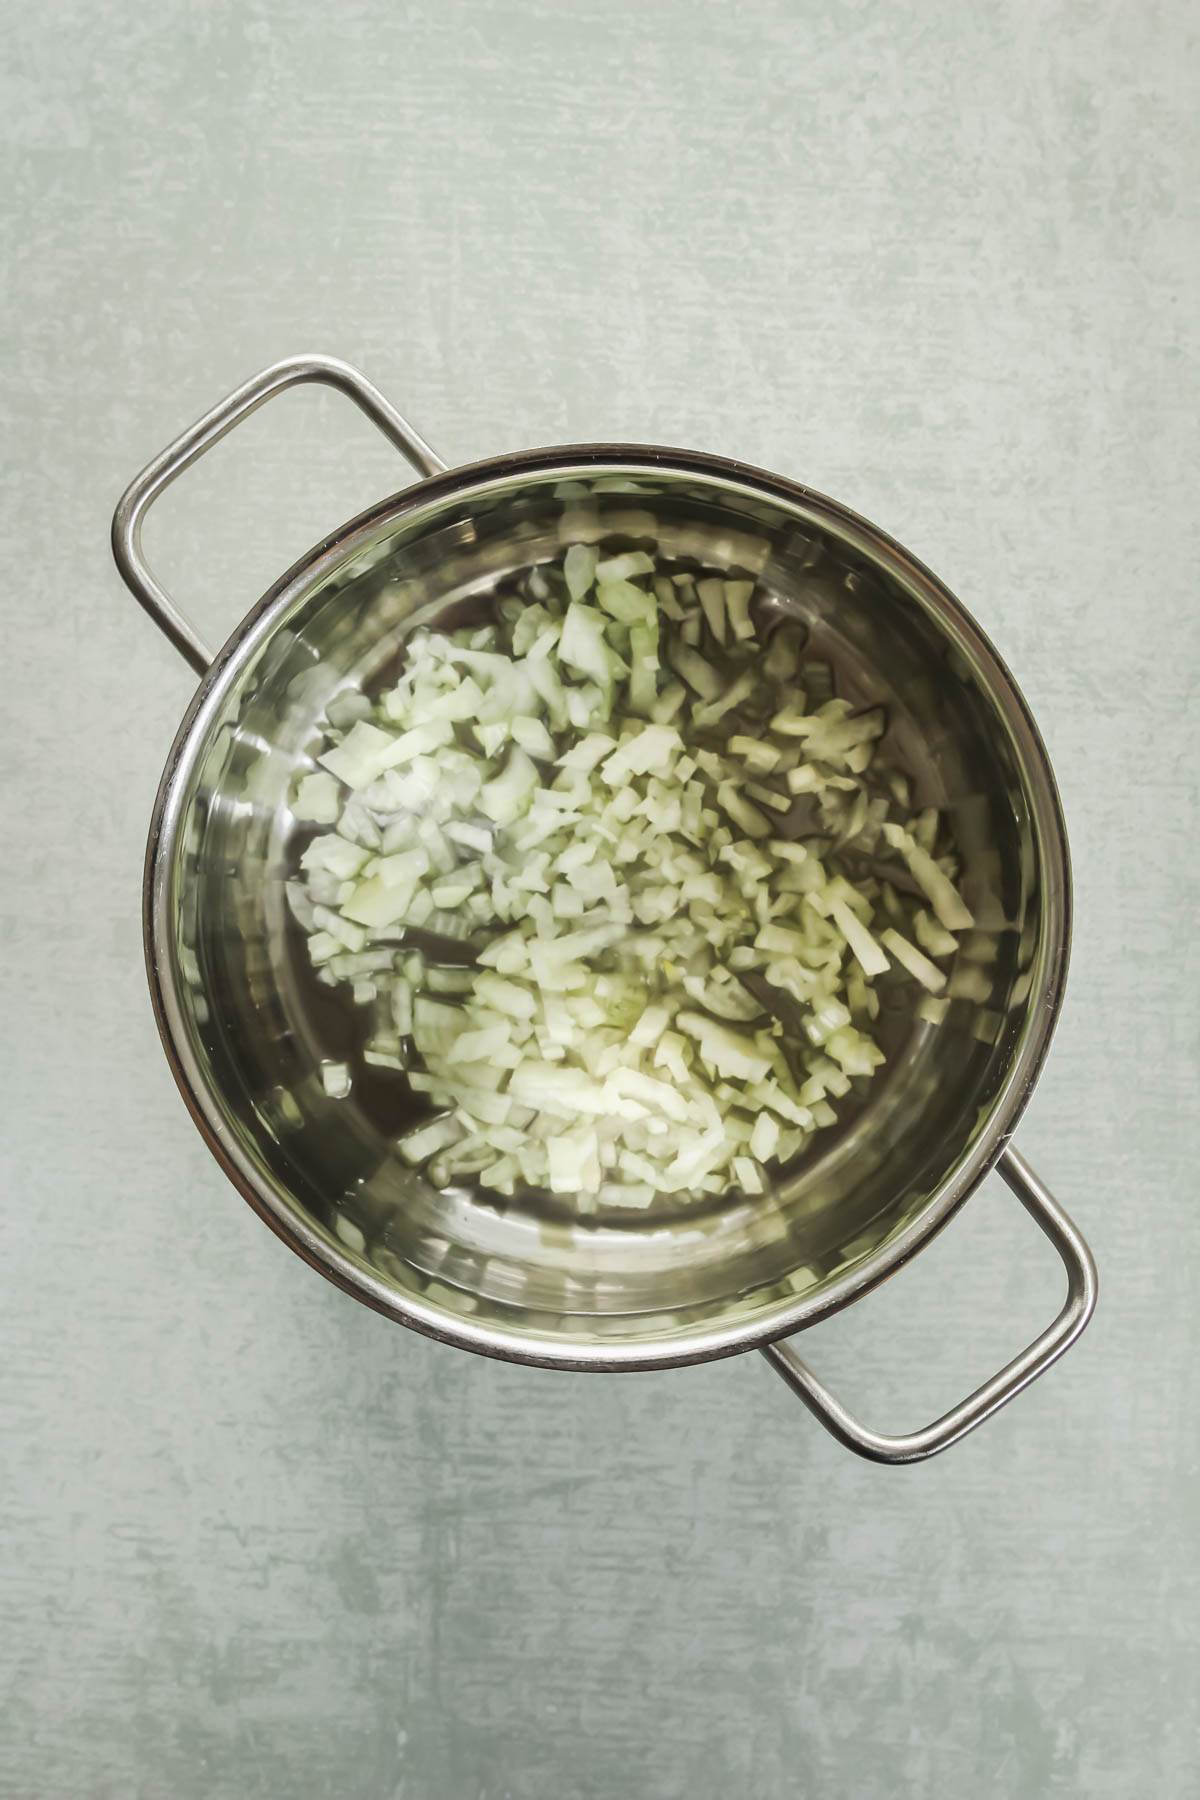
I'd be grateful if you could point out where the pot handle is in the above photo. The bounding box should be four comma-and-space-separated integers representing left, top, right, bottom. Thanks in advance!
111, 354, 447, 677
760, 1147, 1097, 1463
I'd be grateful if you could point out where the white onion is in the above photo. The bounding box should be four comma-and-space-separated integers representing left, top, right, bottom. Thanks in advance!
290, 540, 973, 1204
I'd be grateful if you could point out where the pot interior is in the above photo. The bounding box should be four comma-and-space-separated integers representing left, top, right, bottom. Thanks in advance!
151, 452, 1068, 1366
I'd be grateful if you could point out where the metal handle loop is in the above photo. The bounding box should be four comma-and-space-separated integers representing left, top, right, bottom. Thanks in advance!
111, 353, 447, 676
761, 1147, 1097, 1463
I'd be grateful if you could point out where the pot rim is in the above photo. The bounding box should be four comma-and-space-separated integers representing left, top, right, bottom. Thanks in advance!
143, 442, 1072, 1371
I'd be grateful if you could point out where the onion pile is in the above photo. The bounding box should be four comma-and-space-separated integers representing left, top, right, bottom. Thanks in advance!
289, 543, 973, 1207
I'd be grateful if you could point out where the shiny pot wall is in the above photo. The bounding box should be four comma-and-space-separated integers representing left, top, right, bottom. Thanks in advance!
113, 356, 1096, 1463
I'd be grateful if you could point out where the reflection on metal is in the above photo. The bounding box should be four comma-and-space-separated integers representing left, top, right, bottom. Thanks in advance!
762, 1149, 1097, 1462
112, 353, 446, 675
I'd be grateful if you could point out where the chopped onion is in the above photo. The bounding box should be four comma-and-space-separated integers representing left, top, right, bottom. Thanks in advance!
291, 538, 973, 1204
321, 1061, 352, 1098
880, 927, 947, 992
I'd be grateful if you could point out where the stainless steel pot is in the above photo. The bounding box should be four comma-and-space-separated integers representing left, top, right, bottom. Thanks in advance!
112, 354, 1096, 1463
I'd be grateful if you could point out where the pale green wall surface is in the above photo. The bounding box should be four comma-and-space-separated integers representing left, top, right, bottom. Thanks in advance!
1, 3, 1197, 1796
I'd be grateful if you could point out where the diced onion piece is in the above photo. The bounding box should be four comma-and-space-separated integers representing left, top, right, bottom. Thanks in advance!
650, 680, 687, 724
880, 928, 946, 992
668, 640, 723, 700
771, 707, 814, 737
675, 1013, 773, 1083
696, 578, 727, 645
559, 602, 616, 688
746, 782, 791, 815
334, 1214, 366, 1252
399, 1113, 467, 1164
511, 716, 555, 758
479, 748, 539, 826
547, 1127, 602, 1193
691, 668, 756, 729
563, 543, 598, 600
724, 581, 756, 641
596, 578, 655, 625
728, 737, 779, 773
321, 1061, 352, 1098
596, 551, 654, 582
749, 1113, 780, 1162
294, 772, 342, 822
717, 782, 770, 839
913, 908, 959, 958
828, 896, 890, 979
627, 621, 659, 716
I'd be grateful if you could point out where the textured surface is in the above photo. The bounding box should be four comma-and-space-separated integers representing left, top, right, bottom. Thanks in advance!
1, 3, 1197, 1796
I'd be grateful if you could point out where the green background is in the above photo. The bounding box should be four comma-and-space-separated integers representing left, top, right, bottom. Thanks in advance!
2, 2, 1196, 1795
